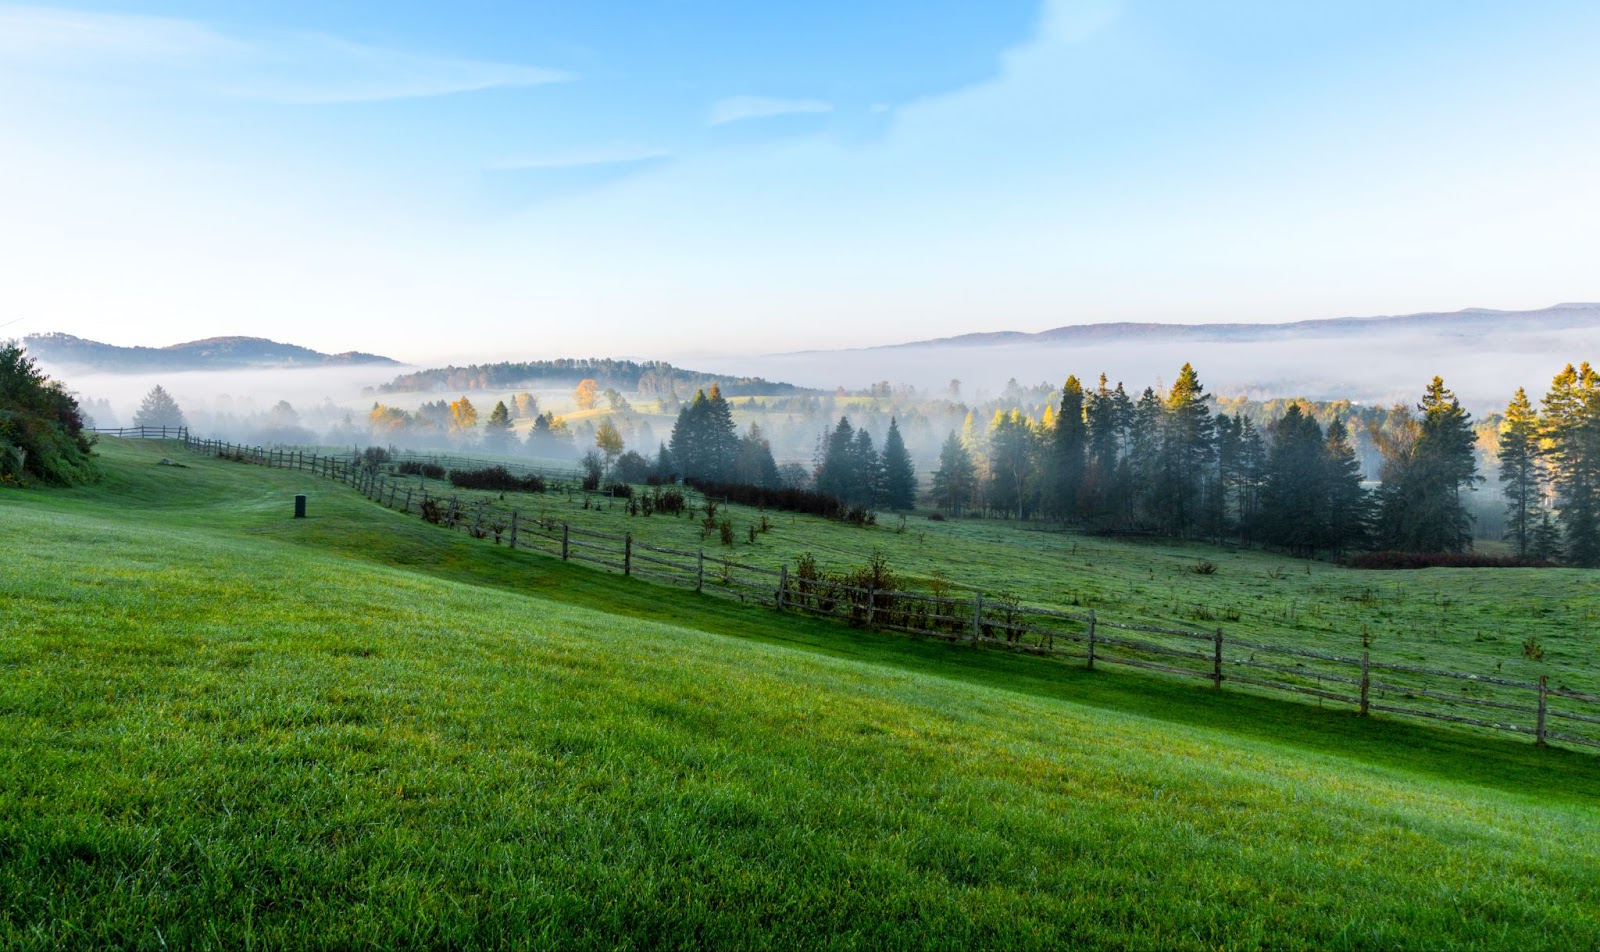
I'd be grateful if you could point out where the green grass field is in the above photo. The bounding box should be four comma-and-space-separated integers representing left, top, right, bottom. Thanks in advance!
3, 438, 1600, 948
401, 464, 1600, 697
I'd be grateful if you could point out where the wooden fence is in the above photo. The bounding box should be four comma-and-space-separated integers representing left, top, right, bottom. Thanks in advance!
113, 429, 1600, 754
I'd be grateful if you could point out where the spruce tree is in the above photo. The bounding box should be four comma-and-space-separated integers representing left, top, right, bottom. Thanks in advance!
1376, 378, 1479, 552
1153, 364, 1214, 536
1497, 387, 1543, 557
1259, 405, 1325, 556
1322, 416, 1370, 554
931, 431, 976, 516
669, 390, 709, 479
881, 418, 918, 510
816, 417, 857, 502
987, 409, 1038, 518
133, 385, 186, 429
1540, 363, 1600, 566
851, 428, 883, 507
703, 383, 740, 478
733, 423, 780, 487
1051, 376, 1087, 521
484, 400, 513, 451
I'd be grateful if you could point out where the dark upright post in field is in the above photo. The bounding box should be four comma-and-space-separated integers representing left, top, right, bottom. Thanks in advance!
777, 564, 788, 611
561, 524, 570, 561
972, 593, 983, 642
1359, 651, 1370, 716
509, 511, 519, 549
1086, 610, 1097, 670
624, 533, 632, 576
294, 494, 307, 518
1537, 676, 1548, 747
1213, 628, 1224, 689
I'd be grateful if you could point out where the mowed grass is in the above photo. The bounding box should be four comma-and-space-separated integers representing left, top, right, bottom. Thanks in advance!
436, 471, 1600, 694
2, 440, 1600, 948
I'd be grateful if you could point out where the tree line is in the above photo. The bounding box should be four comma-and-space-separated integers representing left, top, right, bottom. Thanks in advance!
925, 364, 1488, 560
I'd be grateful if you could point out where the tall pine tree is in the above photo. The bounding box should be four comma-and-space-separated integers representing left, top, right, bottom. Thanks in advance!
881, 418, 918, 510
1497, 387, 1543, 557
1541, 363, 1600, 566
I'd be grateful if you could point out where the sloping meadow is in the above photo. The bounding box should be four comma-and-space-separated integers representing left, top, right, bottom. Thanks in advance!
1, 440, 1598, 948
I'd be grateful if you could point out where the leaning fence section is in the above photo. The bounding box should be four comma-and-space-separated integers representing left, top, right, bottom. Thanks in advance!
144, 430, 1600, 755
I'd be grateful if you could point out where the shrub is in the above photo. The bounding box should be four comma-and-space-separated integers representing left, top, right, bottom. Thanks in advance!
606, 482, 632, 499
0, 343, 97, 486
685, 477, 847, 520
1345, 551, 1554, 570
398, 460, 446, 480
448, 466, 546, 493
1189, 560, 1218, 575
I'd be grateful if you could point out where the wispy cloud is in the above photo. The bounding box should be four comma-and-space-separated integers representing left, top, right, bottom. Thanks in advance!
708, 95, 832, 126
0, 3, 570, 103
487, 146, 671, 171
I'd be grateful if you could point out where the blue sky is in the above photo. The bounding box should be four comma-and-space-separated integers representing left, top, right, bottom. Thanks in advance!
3, 0, 1599, 363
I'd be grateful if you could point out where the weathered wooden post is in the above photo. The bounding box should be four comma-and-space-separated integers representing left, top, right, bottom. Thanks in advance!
1359, 651, 1371, 716
1086, 610, 1097, 671
294, 494, 307, 518
1537, 676, 1549, 747
509, 511, 519, 549
403, 488, 413, 514
777, 564, 788, 611
697, 548, 705, 592
866, 583, 876, 628
972, 593, 983, 642
624, 533, 633, 576
1213, 628, 1224, 690
561, 524, 570, 561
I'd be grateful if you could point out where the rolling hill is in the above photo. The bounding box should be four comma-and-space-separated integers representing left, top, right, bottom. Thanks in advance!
21, 332, 399, 372
2, 437, 1598, 947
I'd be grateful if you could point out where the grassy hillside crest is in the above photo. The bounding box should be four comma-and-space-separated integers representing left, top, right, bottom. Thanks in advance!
3, 439, 1599, 948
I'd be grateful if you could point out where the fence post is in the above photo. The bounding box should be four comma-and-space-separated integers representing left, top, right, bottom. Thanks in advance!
1213, 628, 1224, 690
624, 533, 632, 576
777, 564, 788, 611
404, 488, 413, 514
562, 524, 570, 561
1537, 676, 1548, 747
697, 548, 705, 592
509, 511, 519, 549
972, 593, 983, 642
1086, 610, 1097, 671
1359, 651, 1370, 716
866, 583, 876, 628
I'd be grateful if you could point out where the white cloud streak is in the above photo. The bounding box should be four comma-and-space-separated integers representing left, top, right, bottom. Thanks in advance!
708, 95, 832, 126
0, 3, 570, 103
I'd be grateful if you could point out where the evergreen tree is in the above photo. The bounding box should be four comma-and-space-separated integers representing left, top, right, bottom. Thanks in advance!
1541, 363, 1600, 566
484, 400, 513, 451
1497, 387, 1543, 557
1376, 378, 1479, 552
1259, 405, 1326, 556
851, 428, 883, 507
133, 385, 185, 429
816, 417, 858, 502
931, 431, 976, 516
702, 383, 740, 477
1152, 363, 1214, 536
733, 423, 780, 487
669, 390, 705, 478
1529, 509, 1564, 562
881, 417, 918, 510
1321, 416, 1371, 554
1051, 376, 1087, 521
987, 409, 1038, 518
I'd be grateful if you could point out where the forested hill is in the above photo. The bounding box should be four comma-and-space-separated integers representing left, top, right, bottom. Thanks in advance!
23, 333, 398, 371
378, 358, 813, 397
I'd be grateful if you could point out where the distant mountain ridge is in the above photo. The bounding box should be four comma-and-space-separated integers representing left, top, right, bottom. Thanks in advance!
22, 333, 399, 371
874, 302, 1600, 350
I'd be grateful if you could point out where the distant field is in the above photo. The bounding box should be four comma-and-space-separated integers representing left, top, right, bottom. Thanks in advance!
3, 438, 1599, 948
402, 464, 1600, 698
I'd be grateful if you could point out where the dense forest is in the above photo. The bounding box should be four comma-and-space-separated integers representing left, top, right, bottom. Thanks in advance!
377, 358, 809, 398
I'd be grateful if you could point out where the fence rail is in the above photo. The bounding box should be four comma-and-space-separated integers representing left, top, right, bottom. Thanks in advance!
99, 427, 1600, 755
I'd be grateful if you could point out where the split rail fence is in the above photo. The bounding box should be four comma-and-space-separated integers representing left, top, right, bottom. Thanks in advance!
114, 430, 1600, 754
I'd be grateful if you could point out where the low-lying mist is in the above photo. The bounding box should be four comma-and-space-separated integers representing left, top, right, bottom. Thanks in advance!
709, 325, 1600, 414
